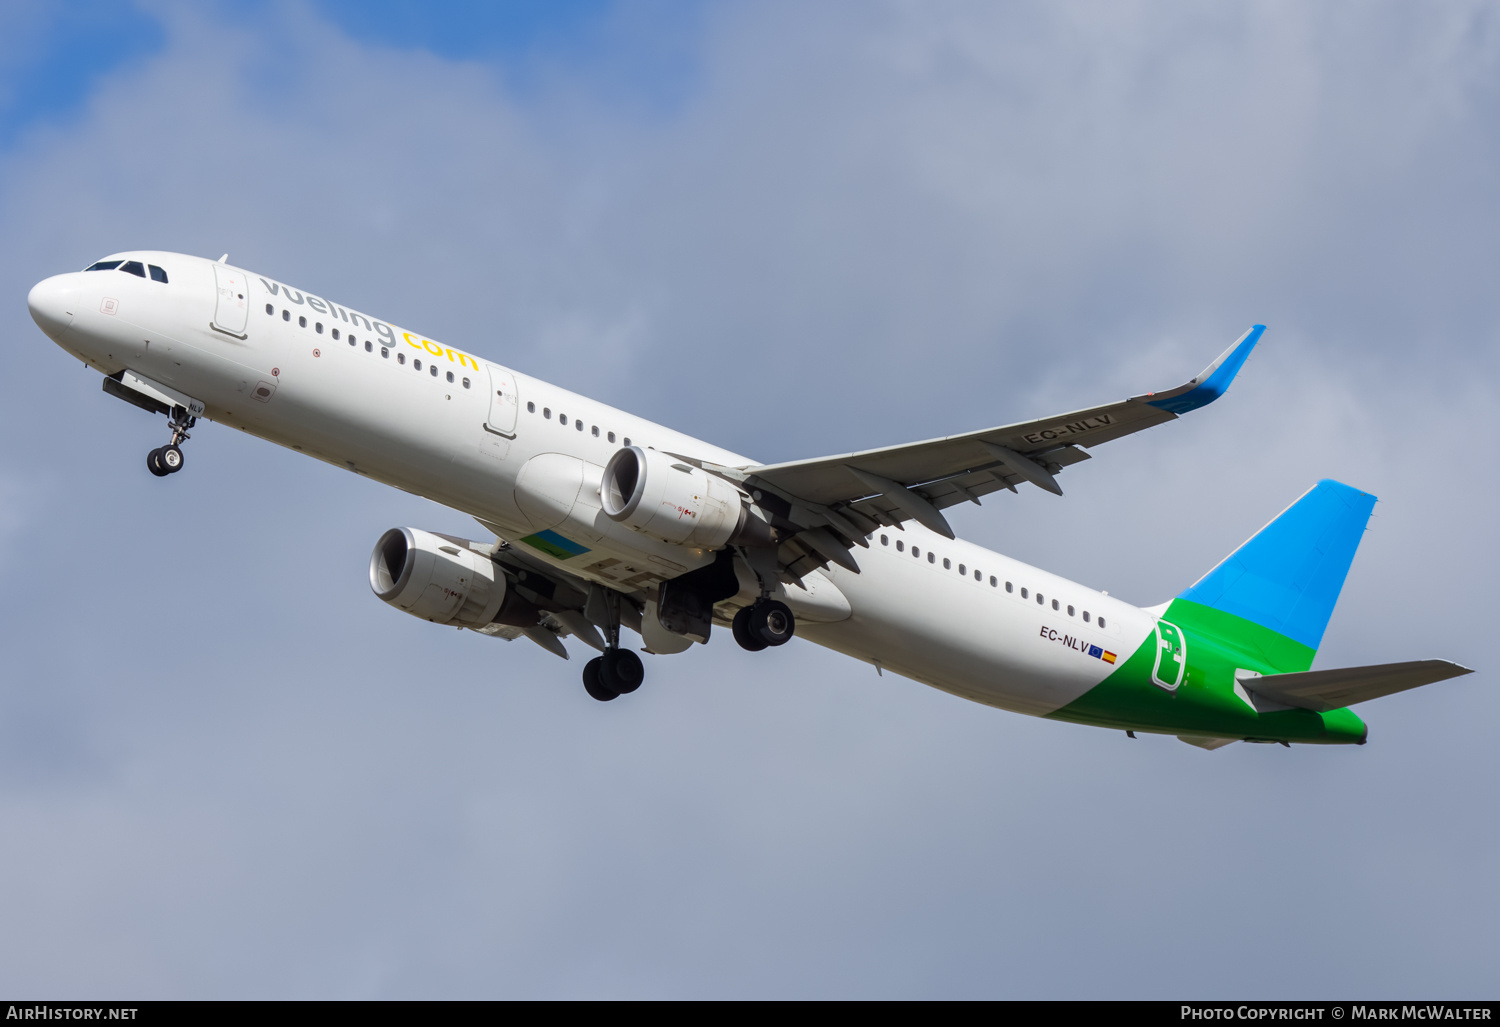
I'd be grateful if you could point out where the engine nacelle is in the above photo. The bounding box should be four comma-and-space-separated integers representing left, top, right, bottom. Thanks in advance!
369, 527, 507, 628
602, 446, 763, 549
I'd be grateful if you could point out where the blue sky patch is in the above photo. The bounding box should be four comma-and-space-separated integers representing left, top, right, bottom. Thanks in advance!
307, 0, 706, 113
0, 2, 165, 152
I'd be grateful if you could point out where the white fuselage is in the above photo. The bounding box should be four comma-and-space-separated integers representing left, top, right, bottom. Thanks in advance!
33, 252, 1157, 719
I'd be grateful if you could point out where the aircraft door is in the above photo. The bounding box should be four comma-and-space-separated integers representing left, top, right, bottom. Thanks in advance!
485, 363, 519, 437
211, 264, 249, 337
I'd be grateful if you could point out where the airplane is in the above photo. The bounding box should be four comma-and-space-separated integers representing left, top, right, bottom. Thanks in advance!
27, 251, 1473, 749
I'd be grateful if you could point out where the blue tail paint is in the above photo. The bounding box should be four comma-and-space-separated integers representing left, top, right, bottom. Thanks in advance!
1177, 479, 1377, 650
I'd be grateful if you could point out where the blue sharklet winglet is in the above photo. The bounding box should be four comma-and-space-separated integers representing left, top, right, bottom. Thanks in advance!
1144, 324, 1264, 415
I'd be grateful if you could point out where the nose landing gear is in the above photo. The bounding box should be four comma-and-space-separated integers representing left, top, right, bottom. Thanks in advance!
148, 444, 184, 476
147, 407, 196, 477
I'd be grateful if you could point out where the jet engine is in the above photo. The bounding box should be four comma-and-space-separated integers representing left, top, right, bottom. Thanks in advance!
369, 527, 508, 628
601, 446, 772, 549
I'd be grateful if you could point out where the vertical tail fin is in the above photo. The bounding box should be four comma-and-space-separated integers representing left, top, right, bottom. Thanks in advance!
1177, 480, 1377, 653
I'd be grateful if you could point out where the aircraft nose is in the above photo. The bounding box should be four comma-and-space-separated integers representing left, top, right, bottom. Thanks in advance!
28, 274, 78, 339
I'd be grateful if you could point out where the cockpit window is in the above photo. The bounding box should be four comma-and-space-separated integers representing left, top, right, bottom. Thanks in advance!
148, 264, 168, 283
85, 260, 123, 271
119, 261, 146, 278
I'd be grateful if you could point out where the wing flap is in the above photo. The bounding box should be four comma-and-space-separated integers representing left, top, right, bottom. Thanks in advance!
1240, 660, 1474, 713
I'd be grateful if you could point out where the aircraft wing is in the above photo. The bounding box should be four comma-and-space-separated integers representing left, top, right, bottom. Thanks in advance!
736, 326, 1263, 547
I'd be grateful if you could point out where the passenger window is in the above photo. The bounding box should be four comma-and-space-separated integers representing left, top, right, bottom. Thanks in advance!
990, 576, 998, 587
958, 564, 965, 575
623, 437, 631, 446
974, 570, 981, 581
381, 347, 389, 358
1037, 593, 1044, 605
120, 261, 146, 277
298, 316, 307, 328
149, 265, 168, 283
591, 426, 599, 437
398, 353, 406, 365
265, 303, 274, 315
575, 419, 583, 430
1006, 581, 1013, 593
880, 535, 889, 546
608, 432, 616, 443
544, 408, 552, 419
462, 378, 470, 389
85, 260, 123, 271
283, 310, 290, 321
414, 359, 422, 371
315, 322, 323, 334
560, 414, 568, 425
928, 552, 935, 564
348, 336, 355, 347
431, 365, 439, 377
1067, 605, 1074, 616
332, 328, 340, 340
527, 402, 535, 413
365, 341, 372, 352
1020, 588, 1028, 599
1052, 599, 1059, 611
943, 558, 951, 569
912, 547, 920, 558
1083, 611, 1090, 623
1099, 617, 1107, 629
896, 540, 904, 552
447, 371, 455, 383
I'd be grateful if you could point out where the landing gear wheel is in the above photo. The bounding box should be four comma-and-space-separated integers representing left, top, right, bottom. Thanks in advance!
732, 606, 768, 652
749, 599, 795, 647
583, 658, 618, 702
600, 648, 644, 694
147, 406, 196, 479
159, 444, 184, 473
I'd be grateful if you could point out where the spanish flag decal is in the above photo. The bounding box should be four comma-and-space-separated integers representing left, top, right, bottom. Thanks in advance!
1102, 651, 1117, 665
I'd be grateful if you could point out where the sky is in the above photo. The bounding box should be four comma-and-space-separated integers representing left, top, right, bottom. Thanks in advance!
0, 0, 1496, 999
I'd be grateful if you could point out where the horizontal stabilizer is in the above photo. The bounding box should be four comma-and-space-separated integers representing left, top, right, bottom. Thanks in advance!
1240, 660, 1473, 713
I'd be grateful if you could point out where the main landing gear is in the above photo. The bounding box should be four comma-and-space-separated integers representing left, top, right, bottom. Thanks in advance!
147, 406, 196, 478
582, 589, 646, 702
731, 599, 795, 652
583, 648, 644, 702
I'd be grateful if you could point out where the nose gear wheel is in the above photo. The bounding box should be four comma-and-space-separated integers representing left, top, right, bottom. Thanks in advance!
146, 407, 195, 478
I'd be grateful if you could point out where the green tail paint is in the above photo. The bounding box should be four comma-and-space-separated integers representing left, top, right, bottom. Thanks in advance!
1049, 480, 1378, 745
